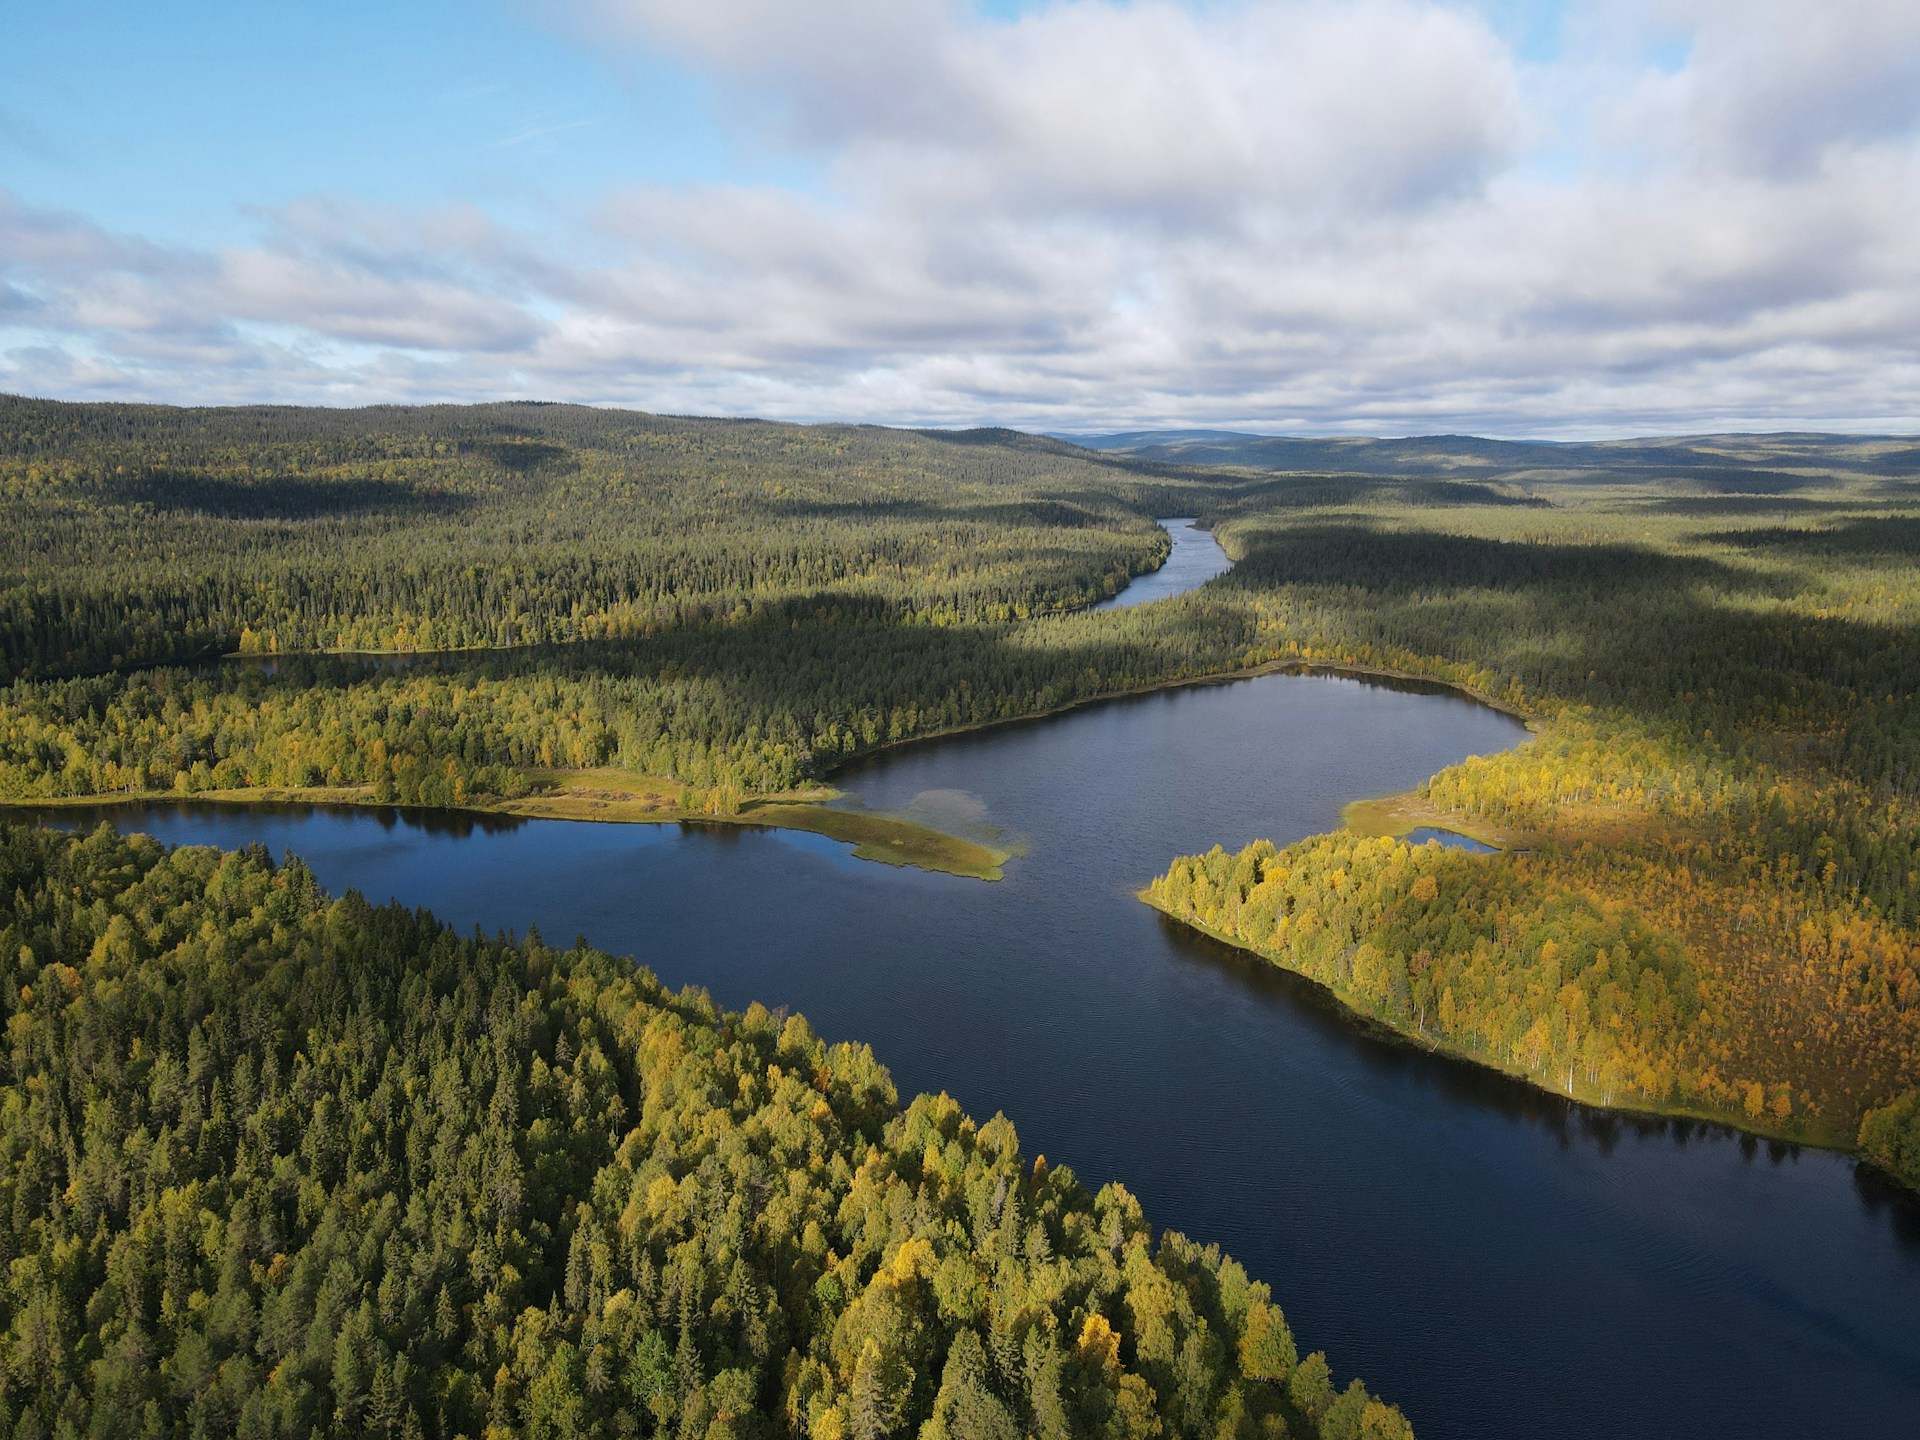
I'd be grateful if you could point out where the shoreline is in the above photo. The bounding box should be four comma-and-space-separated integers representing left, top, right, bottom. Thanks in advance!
1139, 891, 1866, 1161
14, 653, 1892, 1178
821, 655, 1537, 785
4, 771, 1011, 882
2, 656, 1531, 884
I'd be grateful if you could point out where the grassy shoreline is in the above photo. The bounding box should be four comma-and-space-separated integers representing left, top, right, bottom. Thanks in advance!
3, 768, 1011, 881
1138, 890, 1861, 1156
1340, 792, 1537, 850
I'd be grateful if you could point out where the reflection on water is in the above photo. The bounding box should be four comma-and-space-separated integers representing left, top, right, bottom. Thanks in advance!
1162, 910, 1827, 1167
31, 797, 532, 840
21, 671, 1920, 1440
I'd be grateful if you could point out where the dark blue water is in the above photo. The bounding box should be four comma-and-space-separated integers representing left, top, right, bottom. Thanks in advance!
1092, 518, 1233, 609
30, 673, 1920, 1440
1403, 826, 1496, 853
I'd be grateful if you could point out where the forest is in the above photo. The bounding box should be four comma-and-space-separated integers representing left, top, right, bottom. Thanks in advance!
0, 396, 1197, 680
1153, 467, 1920, 1175
0, 822, 1412, 1440
0, 395, 1917, 1183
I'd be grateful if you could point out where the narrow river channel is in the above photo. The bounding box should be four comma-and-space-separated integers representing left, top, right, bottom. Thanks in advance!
1092, 518, 1234, 610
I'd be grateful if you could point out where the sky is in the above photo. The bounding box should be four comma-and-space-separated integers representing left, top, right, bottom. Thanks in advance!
2, 0, 1918, 436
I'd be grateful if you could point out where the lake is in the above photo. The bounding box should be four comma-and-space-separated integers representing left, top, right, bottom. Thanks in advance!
31, 667, 1920, 1440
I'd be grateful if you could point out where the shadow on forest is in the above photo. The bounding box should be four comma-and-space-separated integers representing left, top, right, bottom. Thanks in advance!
751, 493, 1158, 530
1658, 468, 1819, 495
1701, 516, 1920, 561
908, 426, 1081, 452
742, 462, 1237, 530
454, 439, 576, 474
1634, 495, 1864, 517
1220, 517, 1799, 600
1861, 446, 1920, 474
252, 517, 1918, 787
96, 471, 477, 521
1190, 522, 1920, 838
1221, 474, 1546, 511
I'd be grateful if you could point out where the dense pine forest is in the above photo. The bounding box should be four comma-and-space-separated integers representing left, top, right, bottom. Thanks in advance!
0, 396, 1192, 680
0, 394, 1916, 1190
0, 823, 1409, 1439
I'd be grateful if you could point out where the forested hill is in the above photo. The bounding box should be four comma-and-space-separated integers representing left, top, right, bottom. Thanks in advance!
0, 395, 1094, 464
1065, 429, 1920, 484
0, 394, 1198, 681
0, 821, 1410, 1440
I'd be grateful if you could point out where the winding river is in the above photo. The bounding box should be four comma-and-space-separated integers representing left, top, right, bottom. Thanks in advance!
1092, 518, 1234, 610
27, 523, 1920, 1440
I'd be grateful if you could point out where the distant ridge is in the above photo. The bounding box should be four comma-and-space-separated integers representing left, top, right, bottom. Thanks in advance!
1054, 429, 1920, 482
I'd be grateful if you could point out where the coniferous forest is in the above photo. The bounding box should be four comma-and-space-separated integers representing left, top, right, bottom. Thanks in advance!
2, 395, 1920, 1433
0, 823, 1398, 1439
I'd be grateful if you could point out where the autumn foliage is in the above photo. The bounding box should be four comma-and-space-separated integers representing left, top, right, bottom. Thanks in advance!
0, 823, 1410, 1439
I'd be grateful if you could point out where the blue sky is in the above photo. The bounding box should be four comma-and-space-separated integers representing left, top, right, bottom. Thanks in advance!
3, 1, 1917, 434
2, 1, 746, 243
6, 1, 1578, 240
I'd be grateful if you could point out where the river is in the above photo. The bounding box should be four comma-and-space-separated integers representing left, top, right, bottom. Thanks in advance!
1092, 517, 1234, 610
23, 526, 1920, 1440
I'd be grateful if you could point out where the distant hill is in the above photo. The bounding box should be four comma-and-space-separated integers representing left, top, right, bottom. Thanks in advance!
1056, 429, 1920, 485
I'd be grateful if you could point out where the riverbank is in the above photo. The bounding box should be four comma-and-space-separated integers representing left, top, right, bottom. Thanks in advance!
6, 768, 1011, 881
1138, 889, 1864, 1158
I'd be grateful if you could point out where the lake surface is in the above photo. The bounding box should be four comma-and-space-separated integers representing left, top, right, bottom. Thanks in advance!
1092, 517, 1232, 609
30, 673, 1920, 1440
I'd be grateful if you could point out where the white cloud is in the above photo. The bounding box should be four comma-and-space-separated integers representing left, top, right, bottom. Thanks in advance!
590, 0, 1521, 221
1616, 0, 1920, 175
218, 250, 545, 354
4, 0, 1919, 434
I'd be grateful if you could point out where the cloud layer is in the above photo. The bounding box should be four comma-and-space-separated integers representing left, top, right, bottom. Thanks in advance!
4, 0, 1919, 433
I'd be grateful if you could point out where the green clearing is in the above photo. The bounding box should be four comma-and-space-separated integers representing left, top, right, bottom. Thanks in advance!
1339, 793, 1530, 851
